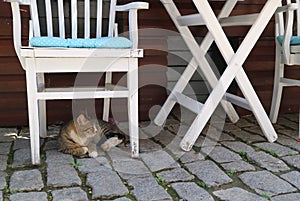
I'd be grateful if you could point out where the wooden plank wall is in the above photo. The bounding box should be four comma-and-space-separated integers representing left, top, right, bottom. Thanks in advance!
0, 0, 167, 126
233, 0, 300, 115
1, 0, 299, 126
140, 0, 300, 116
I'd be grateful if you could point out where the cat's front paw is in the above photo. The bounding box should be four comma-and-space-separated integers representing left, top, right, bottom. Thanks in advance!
82, 147, 89, 154
89, 151, 98, 158
101, 143, 110, 152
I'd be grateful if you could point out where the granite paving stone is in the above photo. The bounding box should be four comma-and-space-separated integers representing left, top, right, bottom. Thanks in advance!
13, 138, 30, 150
179, 151, 205, 164
153, 130, 177, 146
0, 128, 18, 142
1, 114, 300, 201
194, 136, 219, 147
139, 139, 162, 153
107, 147, 132, 162
0, 143, 11, 155
185, 160, 232, 187
284, 113, 299, 122
234, 119, 255, 128
51, 187, 88, 201
278, 118, 298, 130
111, 198, 132, 201
171, 182, 213, 201
253, 142, 298, 157
164, 137, 187, 159
282, 155, 300, 169
203, 127, 235, 141
112, 159, 151, 179
213, 187, 268, 201
221, 141, 255, 154
86, 166, 128, 199
10, 192, 48, 201
12, 148, 31, 168
212, 131, 236, 141
280, 171, 300, 189
156, 168, 195, 183
10, 169, 44, 191
220, 160, 256, 172
141, 150, 179, 172
247, 151, 290, 172
201, 146, 242, 163
244, 126, 265, 136
140, 121, 167, 139
43, 140, 58, 151
277, 135, 300, 152
222, 123, 242, 132
47, 164, 82, 187
239, 170, 297, 196
229, 130, 265, 143
271, 193, 300, 201
278, 129, 299, 139
128, 176, 172, 201
77, 157, 111, 173
46, 150, 74, 165
0, 172, 6, 190
0, 156, 7, 171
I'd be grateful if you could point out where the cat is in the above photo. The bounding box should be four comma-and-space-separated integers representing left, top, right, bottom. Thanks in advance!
57, 114, 127, 158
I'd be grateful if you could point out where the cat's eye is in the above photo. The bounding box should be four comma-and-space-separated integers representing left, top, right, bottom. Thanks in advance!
83, 127, 94, 133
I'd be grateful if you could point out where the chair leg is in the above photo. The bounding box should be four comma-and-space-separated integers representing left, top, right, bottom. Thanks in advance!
38, 100, 47, 138
299, 107, 300, 140
103, 72, 112, 121
128, 58, 139, 158
37, 73, 47, 138
270, 52, 285, 123
26, 60, 40, 164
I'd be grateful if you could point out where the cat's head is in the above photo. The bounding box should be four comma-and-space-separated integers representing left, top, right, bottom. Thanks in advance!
74, 114, 99, 138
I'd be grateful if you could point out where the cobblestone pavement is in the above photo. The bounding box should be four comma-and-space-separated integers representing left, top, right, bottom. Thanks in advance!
0, 111, 300, 200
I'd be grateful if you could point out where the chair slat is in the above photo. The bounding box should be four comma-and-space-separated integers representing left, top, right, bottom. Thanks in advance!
57, 0, 65, 38
71, 0, 78, 38
108, 0, 117, 37
96, 0, 103, 37
30, 0, 41, 36
45, 0, 53, 36
84, 0, 90, 38
297, 0, 300, 36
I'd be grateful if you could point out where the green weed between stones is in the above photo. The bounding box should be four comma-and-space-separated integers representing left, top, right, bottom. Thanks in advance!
261, 193, 271, 200
70, 159, 83, 169
197, 181, 207, 188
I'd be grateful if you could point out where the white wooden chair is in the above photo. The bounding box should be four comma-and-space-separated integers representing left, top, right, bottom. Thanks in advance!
7, 0, 148, 164
270, 0, 300, 137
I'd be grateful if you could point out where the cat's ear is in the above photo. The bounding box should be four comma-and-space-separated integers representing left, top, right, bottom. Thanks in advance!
76, 114, 88, 126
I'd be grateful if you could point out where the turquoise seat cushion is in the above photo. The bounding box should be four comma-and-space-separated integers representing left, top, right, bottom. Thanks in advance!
277, 35, 300, 45
29, 37, 133, 48
29, 37, 69, 47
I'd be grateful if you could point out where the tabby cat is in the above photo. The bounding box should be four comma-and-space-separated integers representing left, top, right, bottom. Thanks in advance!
58, 114, 127, 158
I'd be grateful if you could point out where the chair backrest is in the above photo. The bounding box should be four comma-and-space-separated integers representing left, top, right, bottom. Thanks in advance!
277, 0, 300, 37
27, 0, 118, 39
287, 0, 300, 36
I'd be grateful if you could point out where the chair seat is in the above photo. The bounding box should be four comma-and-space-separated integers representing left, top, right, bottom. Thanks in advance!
20, 47, 143, 58
29, 36, 133, 48
277, 36, 300, 53
277, 35, 300, 45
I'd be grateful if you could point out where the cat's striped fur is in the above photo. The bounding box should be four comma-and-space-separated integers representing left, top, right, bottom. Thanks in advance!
58, 114, 127, 158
